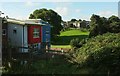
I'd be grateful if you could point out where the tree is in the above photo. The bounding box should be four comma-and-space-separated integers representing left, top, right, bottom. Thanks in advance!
89, 14, 101, 30
79, 19, 82, 22
29, 8, 63, 39
89, 14, 109, 37
80, 20, 87, 28
71, 19, 77, 22
108, 15, 120, 23
29, 14, 35, 19
89, 15, 120, 37
108, 15, 120, 33
89, 14, 103, 37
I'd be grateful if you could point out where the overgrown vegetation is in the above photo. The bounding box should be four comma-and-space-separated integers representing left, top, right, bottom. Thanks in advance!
70, 33, 120, 75
68, 15, 120, 75
2, 55, 83, 74
70, 38, 88, 49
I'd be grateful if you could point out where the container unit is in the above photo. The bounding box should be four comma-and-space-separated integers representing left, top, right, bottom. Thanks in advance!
41, 25, 51, 51
7, 18, 50, 53
26, 19, 45, 53
7, 20, 28, 53
27, 25, 42, 52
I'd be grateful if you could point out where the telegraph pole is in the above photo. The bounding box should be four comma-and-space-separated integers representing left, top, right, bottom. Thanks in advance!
0, 11, 4, 74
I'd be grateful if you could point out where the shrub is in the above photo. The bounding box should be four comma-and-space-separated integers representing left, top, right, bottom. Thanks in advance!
70, 38, 81, 48
70, 38, 88, 49
80, 28, 89, 32
71, 33, 120, 74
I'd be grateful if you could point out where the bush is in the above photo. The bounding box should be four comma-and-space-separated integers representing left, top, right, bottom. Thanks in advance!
71, 33, 120, 74
70, 38, 81, 48
70, 38, 88, 49
80, 28, 89, 32
69, 38, 88, 57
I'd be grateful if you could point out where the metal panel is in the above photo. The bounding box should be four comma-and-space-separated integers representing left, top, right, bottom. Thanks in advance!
8, 23, 23, 47
8, 23, 29, 53
41, 25, 51, 42
23, 26, 28, 52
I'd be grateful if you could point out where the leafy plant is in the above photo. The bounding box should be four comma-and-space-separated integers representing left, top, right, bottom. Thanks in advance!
71, 33, 120, 74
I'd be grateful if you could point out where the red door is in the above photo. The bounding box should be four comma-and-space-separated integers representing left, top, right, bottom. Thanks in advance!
28, 25, 42, 44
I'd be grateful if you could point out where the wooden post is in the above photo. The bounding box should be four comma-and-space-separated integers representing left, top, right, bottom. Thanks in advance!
0, 17, 2, 68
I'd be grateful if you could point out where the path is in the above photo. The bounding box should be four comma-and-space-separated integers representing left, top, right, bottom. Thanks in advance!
50, 47, 71, 53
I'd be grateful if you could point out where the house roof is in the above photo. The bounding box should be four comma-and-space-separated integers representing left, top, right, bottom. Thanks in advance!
7, 18, 48, 26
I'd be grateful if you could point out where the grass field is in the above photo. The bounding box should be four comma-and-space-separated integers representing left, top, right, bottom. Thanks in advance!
52, 28, 89, 48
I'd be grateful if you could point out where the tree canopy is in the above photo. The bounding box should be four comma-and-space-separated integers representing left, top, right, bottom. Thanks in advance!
71, 19, 77, 22
89, 14, 120, 37
29, 8, 63, 38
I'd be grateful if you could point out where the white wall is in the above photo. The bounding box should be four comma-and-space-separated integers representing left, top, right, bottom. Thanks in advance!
23, 26, 28, 52
8, 23, 28, 53
8, 23, 23, 47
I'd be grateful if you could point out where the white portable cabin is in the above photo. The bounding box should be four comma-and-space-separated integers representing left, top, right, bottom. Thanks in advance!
7, 18, 28, 53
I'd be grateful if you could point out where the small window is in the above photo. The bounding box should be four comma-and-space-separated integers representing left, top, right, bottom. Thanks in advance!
46, 28, 50, 33
13, 29, 17, 34
33, 28, 40, 38
2, 29, 6, 35
46, 34, 49, 37
46, 31, 49, 33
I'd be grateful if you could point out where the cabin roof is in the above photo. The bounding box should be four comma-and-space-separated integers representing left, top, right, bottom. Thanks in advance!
7, 18, 48, 26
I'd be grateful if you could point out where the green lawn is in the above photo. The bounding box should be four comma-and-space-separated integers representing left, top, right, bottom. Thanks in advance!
60, 29, 89, 36
52, 28, 89, 48
51, 45, 71, 49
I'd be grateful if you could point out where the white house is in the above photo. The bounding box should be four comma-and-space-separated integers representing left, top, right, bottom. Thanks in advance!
73, 21, 81, 28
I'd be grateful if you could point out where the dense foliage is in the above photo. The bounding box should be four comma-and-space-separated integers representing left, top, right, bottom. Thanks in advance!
29, 8, 63, 39
70, 33, 120, 74
70, 38, 81, 48
71, 19, 77, 22
89, 14, 120, 37
70, 38, 88, 49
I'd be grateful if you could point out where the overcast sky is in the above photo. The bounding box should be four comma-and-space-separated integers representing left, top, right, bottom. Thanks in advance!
0, 2, 118, 21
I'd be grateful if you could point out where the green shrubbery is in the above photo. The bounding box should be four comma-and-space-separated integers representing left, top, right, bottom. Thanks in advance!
70, 38, 81, 48
80, 28, 89, 32
70, 33, 120, 74
89, 15, 120, 38
70, 38, 88, 49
